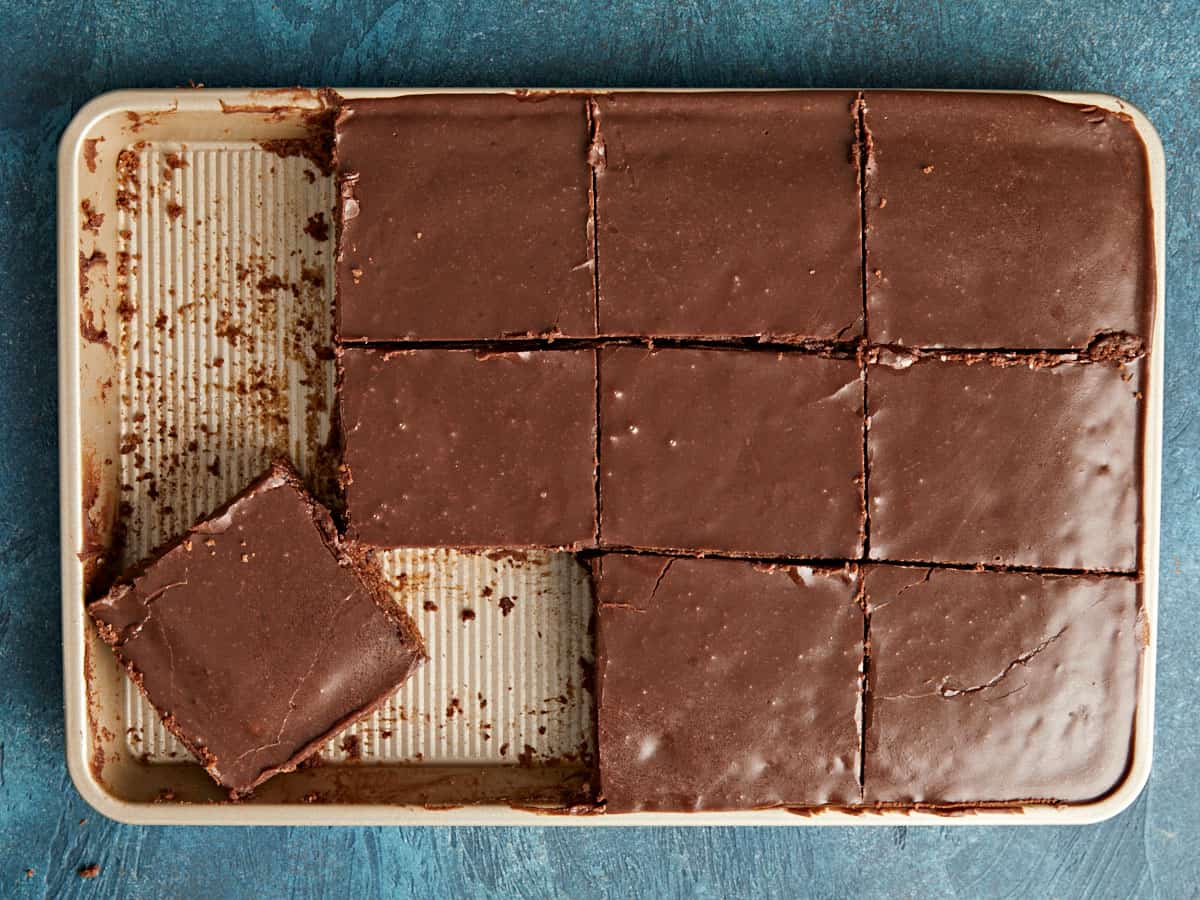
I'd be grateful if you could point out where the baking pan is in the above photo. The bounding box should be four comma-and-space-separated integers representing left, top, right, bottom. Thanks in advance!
59, 88, 1164, 825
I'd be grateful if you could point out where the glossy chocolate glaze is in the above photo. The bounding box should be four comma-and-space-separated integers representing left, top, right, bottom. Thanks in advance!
864, 565, 1141, 804
595, 91, 862, 340
599, 346, 864, 558
596, 554, 862, 811
864, 91, 1153, 348
336, 93, 595, 341
339, 348, 598, 548
88, 463, 426, 797
868, 357, 1143, 570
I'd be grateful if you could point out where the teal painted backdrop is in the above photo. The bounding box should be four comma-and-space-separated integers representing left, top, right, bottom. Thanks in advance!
2, 1, 1198, 897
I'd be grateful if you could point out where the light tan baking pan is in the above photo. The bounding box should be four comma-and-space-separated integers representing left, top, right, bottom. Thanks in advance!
59, 88, 1164, 826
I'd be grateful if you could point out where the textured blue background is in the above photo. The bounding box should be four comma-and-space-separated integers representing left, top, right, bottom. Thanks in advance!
1, 1, 1198, 897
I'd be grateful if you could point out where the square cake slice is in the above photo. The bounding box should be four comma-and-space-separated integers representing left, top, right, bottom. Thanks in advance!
340, 348, 597, 548
864, 91, 1154, 348
867, 356, 1143, 570
596, 554, 863, 812
599, 347, 864, 558
335, 93, 595, 341
864, 565, 1142, 805
595, 91, 862, 340
88, 462, 426, 797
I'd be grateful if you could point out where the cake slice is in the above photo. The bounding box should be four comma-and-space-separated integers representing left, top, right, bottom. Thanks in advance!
335, 93, 596, 341
88, 461, 426, 797
863, 565, 1142, 804
596, 554, 863, 812
339, 347, 598, 549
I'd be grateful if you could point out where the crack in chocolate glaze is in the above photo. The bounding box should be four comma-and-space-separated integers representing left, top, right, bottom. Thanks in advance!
938, 626, 1069, 698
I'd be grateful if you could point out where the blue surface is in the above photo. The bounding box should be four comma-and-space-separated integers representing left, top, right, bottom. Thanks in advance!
1, 1, 1198, 897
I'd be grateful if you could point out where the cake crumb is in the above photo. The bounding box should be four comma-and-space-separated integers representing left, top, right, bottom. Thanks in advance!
78, 864, 100, 879
921, 164, 935, 174
340, 733, 362, 760
303, 212, 329, 242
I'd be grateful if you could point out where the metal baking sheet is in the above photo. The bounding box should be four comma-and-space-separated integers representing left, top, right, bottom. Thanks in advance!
59, 87, 1164, 826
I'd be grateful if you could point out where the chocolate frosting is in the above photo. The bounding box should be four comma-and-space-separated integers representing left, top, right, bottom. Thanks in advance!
599, 346, 864, 558
864, 565, 1141, 804
864, 91, 1154, 348
340, 348, 598, 548
595, 91, 862, 340
88, 463, 425, 796
336, 93, 595, 341
596, 554, 862, 811
868, 358, 1143, 570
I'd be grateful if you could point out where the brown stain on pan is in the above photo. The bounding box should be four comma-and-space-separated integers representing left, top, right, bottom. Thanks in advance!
82, 136, 104, 173
124, 104, 178, 133
78, 248, 112, 349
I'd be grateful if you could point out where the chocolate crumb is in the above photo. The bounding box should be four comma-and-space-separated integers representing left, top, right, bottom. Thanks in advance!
517, 744, 537, 767
498, 596, 516, 616
446, 697, 463, 719
300, 264, 325, 287
340, 733, 362, 760
1083, 330, 1146, 363
78, 864, 100, 879
83, 137, 103, 173
460, 608, 476, 622
422, 600, 439, 612
499, 742, 510, 757
256, 274, 286, 294
81, 199, 105, 233
304, 212, 330, 242
259, 136, 334, 176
